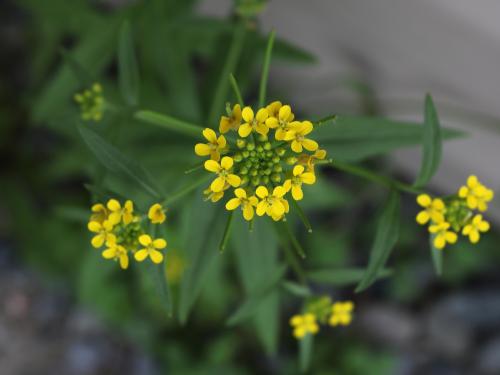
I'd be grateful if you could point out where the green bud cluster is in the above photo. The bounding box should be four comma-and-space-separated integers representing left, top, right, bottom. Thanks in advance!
114, 221, 144, 251
305, 296, 333, 324
445, 198, 472, 232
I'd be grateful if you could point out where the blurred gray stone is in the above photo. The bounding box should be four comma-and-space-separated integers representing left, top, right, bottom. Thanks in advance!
476, 337, 500, 375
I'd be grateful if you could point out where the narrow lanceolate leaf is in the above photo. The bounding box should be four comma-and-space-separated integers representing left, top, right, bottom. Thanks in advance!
118, 20, 140, 106
134, 110, 202, 139
78, 125, 162, 198
226, 265, 286, 326
258, 29, 276, 108
414, 94, 442, 187
356, 191, 401, 292
282, 281, 312, 297
307, 267, 392, 286
430, 233, 443, 276
299, 334, 314, 373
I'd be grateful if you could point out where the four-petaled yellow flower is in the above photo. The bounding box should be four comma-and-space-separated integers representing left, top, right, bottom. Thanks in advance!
329, 301, 354, 326
225, 188, 258, 221
219, 104, 242, 133
458, 175, 494, 212
148, 203, 166, 224
238, 106, 269, 137
298, 149, 327, 171
88, 220, 116, 248
102, 241, 129, 269
107, 199, 134, 225
416, 194, 445, 225
462, 214, 490, 244
204, 156, 241, 192
429, 221, 458, 249
285, 121, 319, 153
135, 234, 167, 264
195, 128, 227, 161
90, 203, 108, 224
283, 165, 316, 201
290, 313, 319, 339
266, 104, 296, 140
256, 186, 289, 221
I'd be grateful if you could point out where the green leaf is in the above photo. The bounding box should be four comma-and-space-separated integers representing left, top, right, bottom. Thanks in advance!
273, 37, 316, 64
134, 110, 202, 139
226, 264, 286, 326
414, 94, 442, 187
258, 29, 276, 107
356, 191, 401, 292
282, 281, 312, 297
118, 20, 140, 106
178, 194, 225, 324
78, 125, 162, 198
229, 73, 244, 107
307, 267, 392, 286
430, 234, 443, 276
314, 115, 462, 162
299, 334, 314, 373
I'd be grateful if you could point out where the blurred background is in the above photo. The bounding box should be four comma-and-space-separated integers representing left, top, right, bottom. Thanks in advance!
1, 0, 500, 374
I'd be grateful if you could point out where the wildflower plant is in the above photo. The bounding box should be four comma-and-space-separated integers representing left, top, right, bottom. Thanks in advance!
59, 10, 495, 372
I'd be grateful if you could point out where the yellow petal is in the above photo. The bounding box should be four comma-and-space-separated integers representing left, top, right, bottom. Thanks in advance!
220, 156, 233, 170
119, 254, 129, 269
417, 194, 431, 207
234, 188, 246, 199
293, 165, 304, 176
445, 231, 457, 244
242, 106, 254, 123
283, 179, 292, 192
469, 230, 480, 243
91, 234, 105, 248
302, 138, 319, 152
102, 248, 116, 259
134, 249, 149, 262
458, 186, 468, 198
434, 235, 445, 249
255, 122, 269, 136
273, 186, 286, 198
432, 198, 445, 210
226, 198, 241, 210
256, 186, 269, 198
467, 175, 478, 188
107, 199, 121, 211
291, 185, 303, 200
271, 201, 285, 217
255, 108, 269, 122
291, 140, 302, 153
87, 221, 101, 233
150, 249, 164, 264
202, 128, 217, 143
238, 123, 252, 138
204, 159, 220, 172
266, 117, 279, 128
301, 172, 316, 184
210, 176, 226, 192
243, 205, 254, 221
217, 135, 227, 148
478, 221, 490, 232
279, 105, 291, 121
139, 234, 152, 247
153, 238, 167, 249
416, 211, 430, 225
226, 174, 241, 187
195, 143, 211, 156
256, 201, 267, 216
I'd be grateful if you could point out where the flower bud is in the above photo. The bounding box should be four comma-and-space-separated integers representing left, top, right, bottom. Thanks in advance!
233, 153, 243, 162
264, 142, 272, 151
257, 134, 268, 142
246, 142, 255, 151
273, 165, 283, 173
271, 173, 282, 183
275, 148, 286, 156
237, 139, 246, 149
286, 156, 298, 165
251, 176, 261, 186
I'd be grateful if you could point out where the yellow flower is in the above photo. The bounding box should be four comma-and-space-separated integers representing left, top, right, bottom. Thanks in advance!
462, 214, 490, 244
283, 165, 316, 200
225, 188, 258, 221
87, 220, 116, 248
148, 203, 166, 224
429, 221, 458, 249
285, 121, 319, 153
238, 106, 269, 137
265, 104, 296, 140
255, 185, 289, 221
298, 149, 327, 171
90, 203, 108, 224
290, 313, 319, 339
204, 156, 241, 192
329, 301, 354, 326
194, 128, 227, 161
106, 199, 134, 225
458, 175, 494, 212
135, 234, 166, 264
265, 100, 282, 118
416, 194, 445, 225
102, 241, 129, 269
219, 104, 242, 133
203, 188, 225, 202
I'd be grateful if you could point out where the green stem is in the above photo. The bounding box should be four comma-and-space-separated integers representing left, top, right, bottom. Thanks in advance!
258, 30, 276, 108
229, 73, 244, 107
208, 22, 246, 125
161, 175, 211, 207
134, 110, 202, 138
291, 200, 312, 233
313, 114, 337, 127
219, 211, 234, 252
329, 159, 423, 195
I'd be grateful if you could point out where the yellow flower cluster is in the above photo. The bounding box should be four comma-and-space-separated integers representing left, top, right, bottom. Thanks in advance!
290, 297, 355, 340
416, 175, 494, 249
194, 102, 326, 221
87, 199, 168, 269
74, 83, 105, 122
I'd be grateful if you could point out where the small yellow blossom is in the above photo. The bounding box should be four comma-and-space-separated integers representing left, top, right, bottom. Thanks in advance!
285, 121, 319, 153
135, 234, 166, 264
106, 199, 134, 225
266, 104, 296, 140
90, 203, 108, 224
87, 220, 116, 248
329, 301, 354, 326
429, 221, 458, 249
462, 214, 490, 244
225, 188, 258, 221
204, 156, 241, 192
290, 313, 319, 339
298, 149, 327, 171
194, 128, 227, 161
219, 104, 242, 133
458, 175, 494, 212
102, 241, 129, 269
255, 185, 289, 221
265, 100, 282, 118
238, 106, 269, 137
283, 165, 316, 201
416, 194, 445, 225
148, 203, 166, 224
